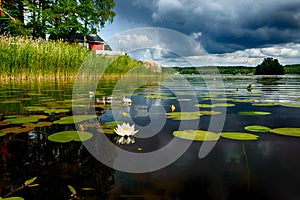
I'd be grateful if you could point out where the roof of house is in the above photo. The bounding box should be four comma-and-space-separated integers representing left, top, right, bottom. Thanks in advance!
49, 33, 105, 44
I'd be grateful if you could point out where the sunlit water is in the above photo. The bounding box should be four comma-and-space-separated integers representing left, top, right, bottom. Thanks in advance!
0, 75, 300, 200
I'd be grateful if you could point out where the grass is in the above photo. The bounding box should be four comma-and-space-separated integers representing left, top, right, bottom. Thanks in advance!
0, 35, 148, 80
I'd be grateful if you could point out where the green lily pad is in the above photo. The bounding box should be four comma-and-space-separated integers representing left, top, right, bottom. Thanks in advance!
43, 108, 70, 114
233, 99, 256, 103
38, 98, 56, 102
252, 102, 278, 107
166, 112, 203, 120
1, 197, 24, 200
1, 126, 35, 134
0, 132, 5, 137
24, 106, 48, 112
199, 111, 222, 115
270, 128, 300, 137
220, 132, 259, 140
238, 111, 271, 116
97, 128, 115, 134
195, 103, 235, 108
4, 115, 48, 124
24, 121, 53, 128
244, 125, 271, 132
53, 115, 97, 124
0, 100, 21, 104
101, 121, 123, 128
173, 130, 220, 141
48, 131, 93, 143
279, 103, 300, 108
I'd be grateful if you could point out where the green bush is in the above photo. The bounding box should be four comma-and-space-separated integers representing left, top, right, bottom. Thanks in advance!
255, 58, 284, 75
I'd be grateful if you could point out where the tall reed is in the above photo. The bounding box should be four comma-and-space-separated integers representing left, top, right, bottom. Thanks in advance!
0, 35, 89, 79
0, 35, 157, 80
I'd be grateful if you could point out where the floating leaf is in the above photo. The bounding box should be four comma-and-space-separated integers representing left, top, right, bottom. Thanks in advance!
238, 111, 271, 116
0, 121, 9, 126
48, 131, 93, 143
101, 121, 123, 128
244, 125, 271, 132
0, 132, 5, 137
81, 188, 95, 191
24, 122, 53, 128
4, 115, 48, 124
252, 102, 277, 107
38, 98, 56, 102
43, 108, 70, 114
1, 126, 35, 134
53, 115, 97, 124
173, 130, 220, 141
24, 177, 37, 186
1, 197, 24, 200
0, 100, 21, 104
199, 110, 222, 115
195, 103, 235, 108
270, 128, 300, 137
24, 106, 48, 112
68, 185, 76, 195
279, 103, 300, 108
166, 112, 202, 120
220, 132, 259, 140
97, 128, 115, 134
233, 99, 256, 103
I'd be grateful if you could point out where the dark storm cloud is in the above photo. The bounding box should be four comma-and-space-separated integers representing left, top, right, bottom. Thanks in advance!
113, 0, 300, 54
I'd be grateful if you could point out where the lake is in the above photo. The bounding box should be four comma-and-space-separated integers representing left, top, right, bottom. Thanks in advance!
0, 74, 300, 200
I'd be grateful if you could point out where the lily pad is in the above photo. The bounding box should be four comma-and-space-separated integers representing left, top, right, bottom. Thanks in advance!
48, 131, 93, 143
43, 108, 70, 114
199, 111, 222, 115
24, 122, 53, 128
4, 115, 48, 124
270, 128, 300, 137
233, 99, 256, 103
0, 132, 5, 137
173, 130, 220, 141
1, 126, 35, 134
53, 115, 97, 124
220, 132, 259, 140
195, 103, 235, 108
166, 112, 202, 120
24, 106, 48, 112
252, 102, 278, 107
238, 111, 271, 116
101, 121, 123, 128
0, 100, 21, 104
244, 125, 271, 132
279, 103, 300, 108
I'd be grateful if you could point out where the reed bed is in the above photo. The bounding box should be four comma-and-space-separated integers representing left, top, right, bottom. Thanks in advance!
0, 35, 148, 80
0, 35, 90, 79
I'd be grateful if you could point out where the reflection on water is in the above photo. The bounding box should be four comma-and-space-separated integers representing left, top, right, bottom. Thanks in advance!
0, 75, 300, 199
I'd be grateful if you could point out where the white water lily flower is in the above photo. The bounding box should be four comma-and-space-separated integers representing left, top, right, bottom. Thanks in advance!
114, 123, 138, 136
123, 97, 132, 105
114, 123, 138, 144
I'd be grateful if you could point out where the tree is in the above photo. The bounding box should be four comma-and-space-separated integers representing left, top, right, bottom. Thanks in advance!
0, 0, 27, 35
1, 0, 116, 38
255, 58, 284, 75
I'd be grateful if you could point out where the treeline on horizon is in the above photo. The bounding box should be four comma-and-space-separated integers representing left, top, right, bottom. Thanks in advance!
166, 65, 300, 75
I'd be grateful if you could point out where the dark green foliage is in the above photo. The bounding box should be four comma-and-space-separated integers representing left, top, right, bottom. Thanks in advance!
1, 0, 116, 38
255, 57, 284, 75
284, 64, 300, 74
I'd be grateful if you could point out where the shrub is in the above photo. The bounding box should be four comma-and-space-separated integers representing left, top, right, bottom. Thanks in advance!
255, 58, 284, 75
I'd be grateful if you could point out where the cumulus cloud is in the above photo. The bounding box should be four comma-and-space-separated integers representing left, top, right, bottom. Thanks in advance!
101, 0, 300, 66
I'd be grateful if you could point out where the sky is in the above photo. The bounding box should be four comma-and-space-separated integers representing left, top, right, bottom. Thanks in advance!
99, 0, 300, 66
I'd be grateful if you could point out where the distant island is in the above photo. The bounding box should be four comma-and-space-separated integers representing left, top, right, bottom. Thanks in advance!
165, 58, 300, 75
